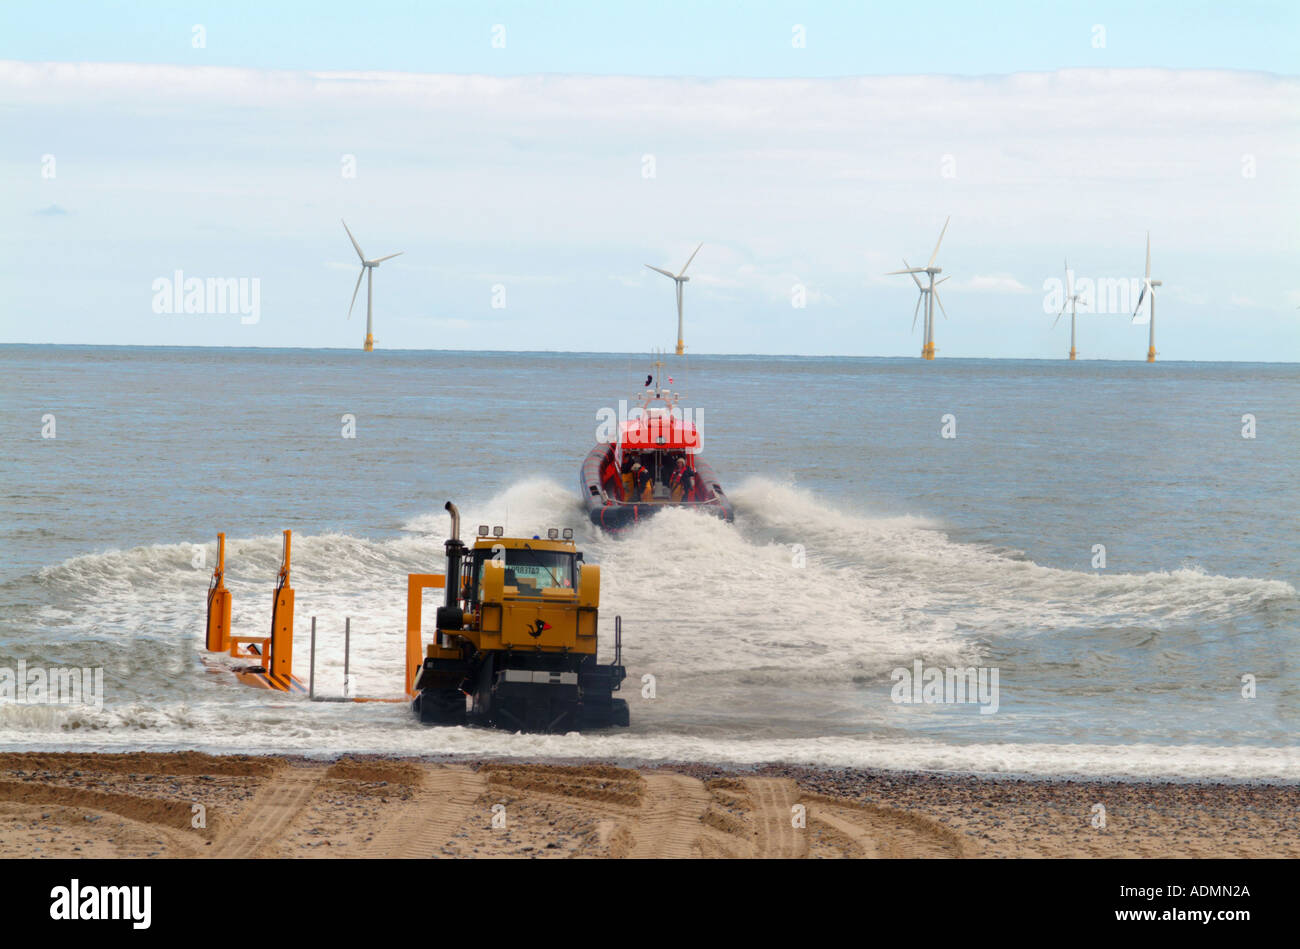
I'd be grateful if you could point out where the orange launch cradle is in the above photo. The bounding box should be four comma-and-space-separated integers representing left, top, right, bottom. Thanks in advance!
204, 534, 448, 702
205, 533, 232, 652
205, 530, 306, 693
405, 573, 446, 698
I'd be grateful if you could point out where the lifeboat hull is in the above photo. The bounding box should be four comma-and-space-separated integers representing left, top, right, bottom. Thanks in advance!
579, 443, 734, 530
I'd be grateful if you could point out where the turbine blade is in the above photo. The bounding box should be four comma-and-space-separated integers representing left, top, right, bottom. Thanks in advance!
934, 288, 949, 320
645, 264, 676, 279
678, 242, 703, 277
348, 267, 364, 319
371, 252, 403, 264
903, 258, 924, 290
1132, 280, 1148, 317
935, 275, 951, 285
912, 292, 923, 331
927, 215, 950, 269
1145, 232, 1151, 280
342, 219, 365, 261
885, 267, 926, 276
1064, 259, 1073, 298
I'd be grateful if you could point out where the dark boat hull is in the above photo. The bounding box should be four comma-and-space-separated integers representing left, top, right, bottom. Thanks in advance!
579, 443, 734, 530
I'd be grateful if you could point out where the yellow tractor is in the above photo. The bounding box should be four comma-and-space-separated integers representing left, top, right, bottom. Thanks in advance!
410, 503, 629, 732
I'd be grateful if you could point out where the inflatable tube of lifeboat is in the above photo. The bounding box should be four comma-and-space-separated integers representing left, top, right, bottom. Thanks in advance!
579, 443, 734, 530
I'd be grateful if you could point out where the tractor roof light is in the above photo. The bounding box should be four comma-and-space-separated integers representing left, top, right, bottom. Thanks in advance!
477, 525, 489, 537
547, 528, 559, 540
562, 528, 573, 540
493, 526, 504, 537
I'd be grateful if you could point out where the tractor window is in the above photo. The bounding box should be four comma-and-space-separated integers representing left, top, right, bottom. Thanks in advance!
474, 548, 575, 599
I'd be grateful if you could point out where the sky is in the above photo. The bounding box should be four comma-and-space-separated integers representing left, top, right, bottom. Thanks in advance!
2, 1, 1298, 359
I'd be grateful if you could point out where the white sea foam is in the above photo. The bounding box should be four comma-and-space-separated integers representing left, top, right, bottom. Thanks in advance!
6, 477, 1295, 778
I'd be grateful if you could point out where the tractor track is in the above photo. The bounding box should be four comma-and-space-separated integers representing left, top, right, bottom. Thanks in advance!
745, 778, 808, 858
210, 766, 324, 858
363, 766, 487, 858
621, 773, 710, 858
0, 755, 979, 859
802, 794, 967, 858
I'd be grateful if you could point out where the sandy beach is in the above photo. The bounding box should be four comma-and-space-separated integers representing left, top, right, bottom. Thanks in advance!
0, 752, 1294, 859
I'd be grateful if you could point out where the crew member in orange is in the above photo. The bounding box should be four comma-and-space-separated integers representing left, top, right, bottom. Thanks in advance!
631, 462, 654, 501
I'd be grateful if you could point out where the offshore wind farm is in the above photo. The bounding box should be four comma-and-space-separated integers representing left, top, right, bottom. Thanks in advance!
337, 215, 1175, 363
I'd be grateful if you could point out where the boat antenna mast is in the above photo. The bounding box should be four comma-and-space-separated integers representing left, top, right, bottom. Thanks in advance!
640, 348, 680, 409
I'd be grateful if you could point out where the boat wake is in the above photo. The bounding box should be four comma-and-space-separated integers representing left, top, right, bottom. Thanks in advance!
1, 477, 1294, 778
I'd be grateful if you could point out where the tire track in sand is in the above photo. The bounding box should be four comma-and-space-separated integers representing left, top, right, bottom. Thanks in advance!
364, 766, 487, 858
803, 795, 967, 858
623, 773, 710, 858
211, 767, 324, 858
807, 803, 886, 857
745, 778, 808, 858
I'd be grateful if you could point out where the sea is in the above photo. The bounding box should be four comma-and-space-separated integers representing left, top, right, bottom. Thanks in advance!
1, 345, 1296, 780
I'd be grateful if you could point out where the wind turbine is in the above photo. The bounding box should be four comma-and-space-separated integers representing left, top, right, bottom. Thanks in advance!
646, 242, 702, 356
342, 219, 403, 352
900, 257, 949, 347
1131, 232, 1161, 363
1056, 259, 1083, 360
888, 217, 951, 360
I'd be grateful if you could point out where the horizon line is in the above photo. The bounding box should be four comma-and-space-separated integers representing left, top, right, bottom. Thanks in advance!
2, 342, 1296, 366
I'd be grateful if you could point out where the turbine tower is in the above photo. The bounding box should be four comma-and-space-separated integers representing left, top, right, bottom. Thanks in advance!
343, 219, 403, 352
1056, 259, 1083, 360
1132, 232, 1161, 363
646, 242, 703, 356
888, 217, 951, 360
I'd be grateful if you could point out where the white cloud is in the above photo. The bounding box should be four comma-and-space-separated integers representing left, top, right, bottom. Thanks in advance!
960, 275, 1033, 293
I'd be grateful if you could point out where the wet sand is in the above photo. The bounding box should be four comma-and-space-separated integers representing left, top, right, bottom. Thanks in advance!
0, 752, 1294, 858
